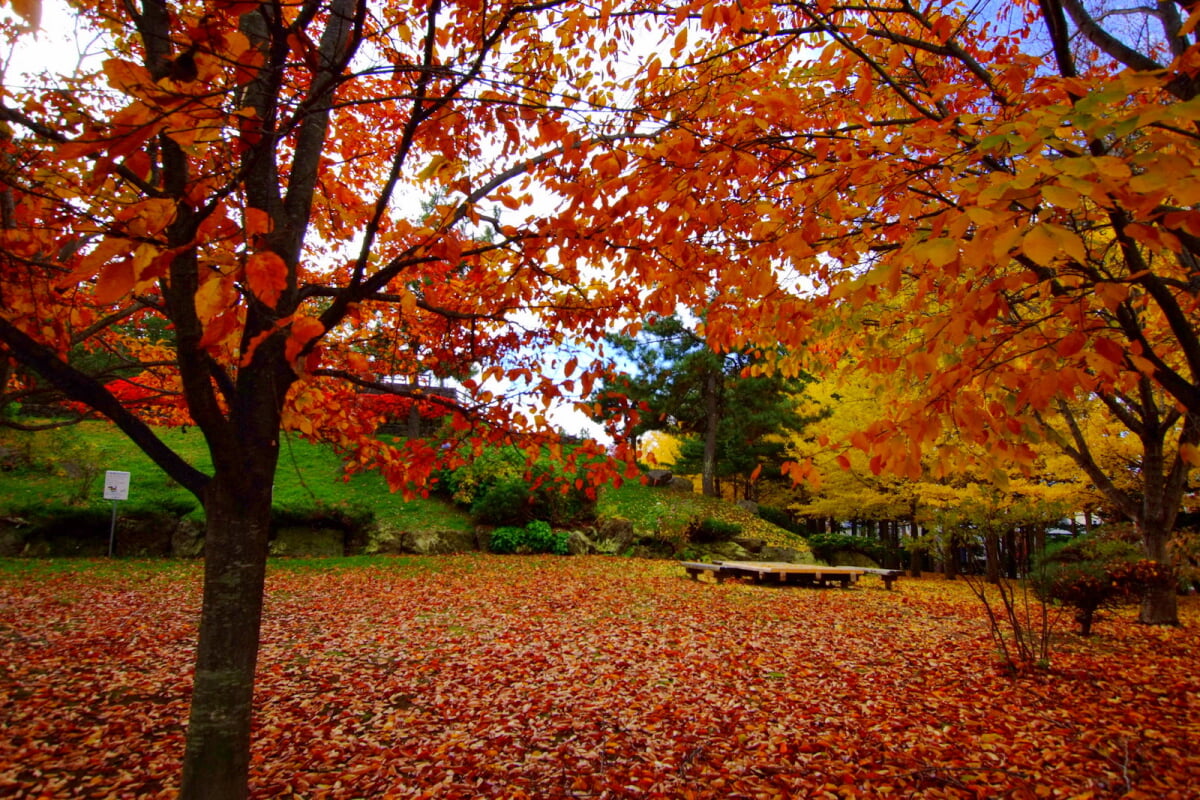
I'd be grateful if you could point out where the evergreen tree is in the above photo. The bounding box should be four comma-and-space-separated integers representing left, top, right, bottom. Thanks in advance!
599, 316, 808, 497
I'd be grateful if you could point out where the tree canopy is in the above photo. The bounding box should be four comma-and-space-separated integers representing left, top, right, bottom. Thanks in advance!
5, 0, 1200, 795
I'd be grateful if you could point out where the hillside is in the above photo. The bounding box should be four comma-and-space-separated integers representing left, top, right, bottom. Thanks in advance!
0, 421, 808, 553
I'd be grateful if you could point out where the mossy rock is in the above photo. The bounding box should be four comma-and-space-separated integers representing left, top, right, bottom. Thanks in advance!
270, 526, 345, 557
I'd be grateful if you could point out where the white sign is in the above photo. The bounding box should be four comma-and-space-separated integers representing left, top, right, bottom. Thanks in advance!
103, 471, 131, 501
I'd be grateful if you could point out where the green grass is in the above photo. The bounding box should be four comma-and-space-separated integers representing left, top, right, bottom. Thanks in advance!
0, 421, 805, 548
0, 421, 471, 531
597, 481, 807, 548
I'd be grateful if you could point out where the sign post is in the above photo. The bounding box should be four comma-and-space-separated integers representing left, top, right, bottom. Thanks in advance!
103, 471, 131, 557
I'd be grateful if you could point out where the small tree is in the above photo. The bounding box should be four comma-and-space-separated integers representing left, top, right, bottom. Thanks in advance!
1035, 532, 1175, 636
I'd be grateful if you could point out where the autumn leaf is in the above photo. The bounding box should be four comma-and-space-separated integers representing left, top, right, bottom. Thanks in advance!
8, 0, 40, 28
245, 251, 288, 306
285, 316, 325, 364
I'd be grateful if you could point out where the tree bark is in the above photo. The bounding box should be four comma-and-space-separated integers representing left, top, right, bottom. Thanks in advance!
701, 369, 718, 497
984, 531, 1001, 585
179, 452, 277, 800
907, 520, 922, 577
1139, 523, 1179, 626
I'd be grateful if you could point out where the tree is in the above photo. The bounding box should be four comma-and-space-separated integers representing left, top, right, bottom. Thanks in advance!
589, 0, 1200, 624
787, 371, 1093, 575
599, 315, 807, 497
0, 2, 735, 796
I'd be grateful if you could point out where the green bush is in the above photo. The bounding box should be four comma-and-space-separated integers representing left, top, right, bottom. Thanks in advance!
758, 505, 804, 535
438, 444, 597, 527
685, 517, 742, 543
1034, 533, 1173, 635
489, 519, 569, 555
806, 531, 889, 565
470, 477, 532, 525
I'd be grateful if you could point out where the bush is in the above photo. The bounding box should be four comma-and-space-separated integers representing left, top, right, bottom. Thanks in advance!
489, 520, 569, 555
439, 445, 597, 527
685, 517, 742, 543
1034, 533, 1174, 635
758, 505, 804, 535
806, 532, 889, 565
470, 478, 532, 525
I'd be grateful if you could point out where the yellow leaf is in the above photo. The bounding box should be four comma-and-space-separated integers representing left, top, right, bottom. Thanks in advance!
195, 275, 237, 324
1040, 184, 1081, 208
916, 238, 957, 267
1022, 223, 1084, 265
1181, 443, 1200, 466
418, 154, 454, 181
102, 57, 154, 93
1129, 171, 1170, 193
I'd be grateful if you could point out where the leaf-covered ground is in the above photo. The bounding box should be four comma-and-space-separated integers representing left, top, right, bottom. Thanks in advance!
1, 556, 1197, 799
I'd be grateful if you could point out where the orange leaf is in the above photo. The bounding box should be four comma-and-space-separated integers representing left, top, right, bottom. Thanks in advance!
93, 258, 135, 305
9, 0, 40, 27
245, 208, 274, 236
286, 316, 325, 363
245, 251, 288, 306
1093, 338, 1127, 365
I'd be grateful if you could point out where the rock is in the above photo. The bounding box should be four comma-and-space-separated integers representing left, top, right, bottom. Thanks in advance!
668, 476, 694, 493
831, 550, 881, 568
171, 519, 205, 558
759, 545, 802, 563
646, 469, 673, 487
733, 536, 765, 554
473, 525, 493, 552
736, 500, 759, 515
398, 529, 478, 555
0, 519, 28, 557
565, 529, 596, 555
270, 526, 345, 557
631, 540, 677, 559
114, 517, 172, 557
593, 516, 635, 554
696, 540, 750, 561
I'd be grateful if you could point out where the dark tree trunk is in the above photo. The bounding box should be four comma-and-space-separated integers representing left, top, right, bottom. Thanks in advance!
1077, 607, 1096, 637
1139, 523, 1179, 626
944, 540, 958, 580
984, 531, 1001, 585
1004, 529, 1018, 579
701, 369, 718, 497
408, 402, 422, 439
179, 450, 278, 800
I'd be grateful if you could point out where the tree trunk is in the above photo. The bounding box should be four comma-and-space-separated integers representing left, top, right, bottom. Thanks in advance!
1003, 529, 1018, 579
944, 539, 958, 580
984, 531, 1001, 584
1078, 607, 1095, 637
1139, 523, 1179, 626
179, 454, 278, 799
701, 369, 718, 497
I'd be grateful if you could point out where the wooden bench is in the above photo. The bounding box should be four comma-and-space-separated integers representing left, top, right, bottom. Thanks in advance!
679, 561, 865, 588
680, 561, 727, 582
855, 567, 904, 590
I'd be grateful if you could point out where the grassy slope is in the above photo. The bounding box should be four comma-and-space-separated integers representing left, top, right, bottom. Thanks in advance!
0, 421, 472, 531
596, 481, 807, 549
0, 421, 807, 548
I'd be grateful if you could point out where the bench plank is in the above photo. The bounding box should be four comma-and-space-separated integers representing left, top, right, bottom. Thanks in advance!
681, 561, 866, 588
